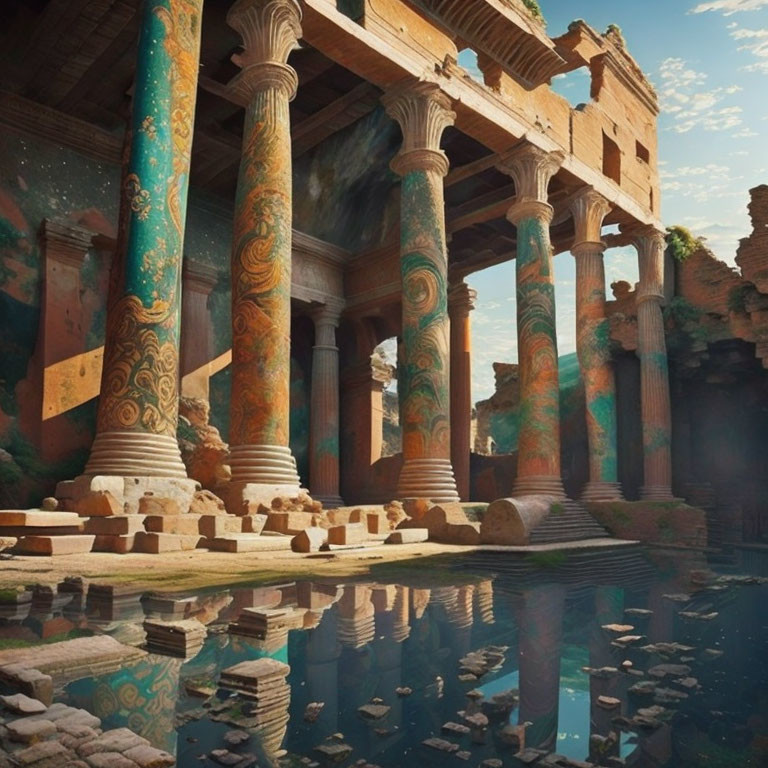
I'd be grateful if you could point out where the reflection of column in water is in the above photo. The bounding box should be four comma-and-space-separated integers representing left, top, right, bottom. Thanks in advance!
305, 605, 340, 734
68, 654, 182, 755
518, 584, 566, 752
475, 580, 495, 624
411, 588, 431, 619
336, 584, 375, 649
392, 586, 411, 643
589, 586, 624, 761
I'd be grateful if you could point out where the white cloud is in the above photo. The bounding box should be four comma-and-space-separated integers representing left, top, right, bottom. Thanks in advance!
690, 0, 768, 15
657, 58, 744, 132
729, 26, 768, 72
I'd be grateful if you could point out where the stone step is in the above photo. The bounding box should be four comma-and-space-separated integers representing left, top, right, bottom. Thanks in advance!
83, 516, 145, 536
0, 510, 81, 527
92, 534, 136, 554
14, 535, 95, 556
132, 532, 201, 554
206, 534, 293, 553
529, 500, 609, 544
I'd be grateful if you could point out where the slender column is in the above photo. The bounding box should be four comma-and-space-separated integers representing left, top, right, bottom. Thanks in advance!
448, 281, 476, 501
180, 261, 218, 400
498, 145, 565, 498
309, 303, 344, 507
86, 0, 203, 477
629, 226, 674, 500
383, 81, 459, 502
570, 189, 622, 501
225, 0, 302, 491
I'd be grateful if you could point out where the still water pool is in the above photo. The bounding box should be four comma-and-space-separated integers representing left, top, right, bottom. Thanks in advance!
1, 545, 767, 768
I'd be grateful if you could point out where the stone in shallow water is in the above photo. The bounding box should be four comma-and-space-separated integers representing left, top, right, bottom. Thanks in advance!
314, 742, 353, 760
441, 722, 470, 734
358, 703, 390, 720
223, 730, 250, 746
597, 696, 621, 709
602, 623, 634, 633
648, 663, 691, 679
422, 737, 459, 753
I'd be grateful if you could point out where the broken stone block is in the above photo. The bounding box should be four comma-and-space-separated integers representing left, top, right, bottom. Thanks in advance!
133, 531, 200, 553
13, 740, 70, 764
327, 523, 368, 546
15, 535, 95, 556
0, 693, 47, 715
479, 496, 554, 545
84, 515, 145, 535
137, 496, 182, 516
385, 528, 428, 544
6, 716, 57, 743
122, 743, 176, 767
422, 737, 459, 753
358, 703, 391, 720
144, 514, 202, 535
402, 498, 433, 521
73, 490, 123, 517
198, 514, 241, 539
265, 510, 315, 535
188, 489, 228, 516
92, 534, 136, 554
314, 743, 353, 760
240, 513, 267, 534
597, 696, 621, 709
292, 527, 327, 553
442, 721, 470, 734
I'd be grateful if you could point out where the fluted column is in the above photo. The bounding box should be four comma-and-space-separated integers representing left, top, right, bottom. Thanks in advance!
382, 80, 459, 502
448, 281, 476, 501
629, 226, 673, 500
225, 0, 302, 493
498, 145, 565, 498
86, 0, 203, 477
309, 302, 344, 507
571, 189, 622, 501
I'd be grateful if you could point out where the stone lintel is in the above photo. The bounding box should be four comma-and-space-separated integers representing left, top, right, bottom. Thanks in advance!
40, 218, 94, 267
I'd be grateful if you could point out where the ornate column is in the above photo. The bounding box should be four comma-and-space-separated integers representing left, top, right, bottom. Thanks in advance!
498, 145, 565, 498
179, 261, 218, 400
224, 0, 302, 500
382, 80, 459, 502
85, 0, 203, 478
309, 302, 344, 507
570, 188, 622, 501
448, 281, 476, 501
629, 226, 673, 500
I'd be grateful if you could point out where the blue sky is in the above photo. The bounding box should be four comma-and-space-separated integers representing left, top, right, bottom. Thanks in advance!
463, 0, 768, 401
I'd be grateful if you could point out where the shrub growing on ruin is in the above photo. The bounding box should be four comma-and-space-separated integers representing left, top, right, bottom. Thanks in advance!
665, 225, 701, 262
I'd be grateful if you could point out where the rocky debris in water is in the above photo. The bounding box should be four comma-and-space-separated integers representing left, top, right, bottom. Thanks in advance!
314, 742, 353, 760
582, 666, 619, 679
458, 673, 477, 683
689, 569, 716, 585
466, 689, 484, 701
0, 693, 47, 715
395, 687, 412, 697
498, 721, 530, 747
716, 574, 768, 586
702, 648, 724, 660
422, 737, 459, 753
625, 608, 653, 617
456, 750, 472, 760
374, 726, 398, 737
513, 748, 548, 764
648, 663, 691, 679
611, 634, 646, 648
458, 645, 507, 679
304, 702, 324, 722
442, 721, 470, 735
597, 696, 621, 709
654, 687, 689, 705
223, 730, 250, 746
539, 755, 596, 767
481, 760, 503, 768
678, 610, 719, 620
589, 731, 619, 761
209, 748, 257, 765
358, 703, 390, 720
640, 642, 695, 657
481, 689, 518, 720
143, 618, 206, 657
612, 713, 663, 732
628, 680, 658, 696
636, 705, 669, 721
662, 593, 691, 603
601, 624, 634, 633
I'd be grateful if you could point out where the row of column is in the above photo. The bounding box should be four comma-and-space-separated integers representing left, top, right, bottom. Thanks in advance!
79, 0, 673, 506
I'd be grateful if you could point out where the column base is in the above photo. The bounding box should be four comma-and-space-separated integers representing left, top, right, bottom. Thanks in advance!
513, 475, 566, 499
640, 485, 675, 501
85, 431, 187, 478
397, 458, 459, 503
581, 481, 624, 502
56, 474, 199, 515
312, 494, 345, 509
229, 444, 301, 486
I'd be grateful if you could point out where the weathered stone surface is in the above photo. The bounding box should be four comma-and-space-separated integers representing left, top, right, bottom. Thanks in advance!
133, 531, 200, 553
358, 703, 390, 720
198, 514, 242, 539
92, 534, 136, 554
144, 514, 201, 535
189, 489, 227, 516
178, 397, 231, 490
292, 527, 327, 553
386, 528, 429, 544
0, 663, 53, 705
327, 523, 368, 546
265, 510, 315, 535
0, 510, 82, 527
6, 716, 57, 742
479, 496, 555, 545
137, 496, 181, 517
122, 744, 175, 767
84, 516, 145, 535
240, 513, 267, 534
0, 535, 18, 550
15, 535, 95, 556
41, 497, 58, 511
13, 740, 69, 765
78, 727, 147, 756
73, 490, 123, 517
207, 534, 292, 553
0, 693, 47, 714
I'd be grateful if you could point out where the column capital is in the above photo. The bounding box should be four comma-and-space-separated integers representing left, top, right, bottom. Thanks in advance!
309, 300, 344, 329
623, 224, 665, 303
382, 80, 456, 177
226, 0, 302, 101
448, 281, 477, 317
498, 144, 564, 224
182, 260, 219, 295
40, 218, 93, 267
570, 187, 611, 253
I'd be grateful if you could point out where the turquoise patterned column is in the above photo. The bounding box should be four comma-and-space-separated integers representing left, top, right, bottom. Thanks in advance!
383, 81, 459, 502
86, 0, 203, 477
498, 145, 565, 498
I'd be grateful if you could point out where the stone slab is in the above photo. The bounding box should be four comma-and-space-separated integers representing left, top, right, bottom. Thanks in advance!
327, 523, 368, 546
291, 527, 327, 553
15, 535, 95, 556
199, 514, 243, 539
0, 693, 47, 715
143, 514, 202, 535
0, 510, 82, 526
207, 534, 293, 553
264, 510, 315, 535
92, 534, 136, 554
133, 532, 200, 553
386, 528, 429, 544
84, 516, 145, 535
